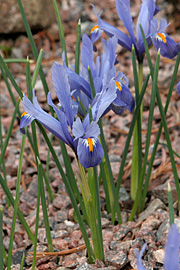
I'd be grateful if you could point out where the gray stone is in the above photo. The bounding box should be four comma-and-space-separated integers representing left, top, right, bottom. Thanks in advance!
152, 249, 165, 264
137, 199, 166, 222
75, 263, 93, 270
105, 250, 128, 268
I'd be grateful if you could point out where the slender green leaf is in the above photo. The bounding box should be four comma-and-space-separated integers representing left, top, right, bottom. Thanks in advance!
75, 19, 81, 74
52, 0, 68, 66
129, 49, 160, 220
7, 133, 26, 269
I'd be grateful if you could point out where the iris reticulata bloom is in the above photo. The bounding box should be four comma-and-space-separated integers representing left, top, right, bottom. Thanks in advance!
136, 223, 180, 270
150, 18, 180, 59
63, 34, 134, 116
20, 63, 117, 168
90, 0, 159, 61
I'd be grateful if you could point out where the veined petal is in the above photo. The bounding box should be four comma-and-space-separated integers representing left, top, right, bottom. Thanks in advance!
20, 112, 35, 134
21, 92, 72, 147
164, 223, 179, 270
81, 34, 96, 78
90, 25, 103, 43
136, 0, 156, 53
77, 137, 104, 168
97, 16, 132, 51
52, 62, 74, 127
83, 79, 117, 128
111, 81, 135, 114
151, 32, 180, 59
116, 0, 136, 45
72, 117, 85, 139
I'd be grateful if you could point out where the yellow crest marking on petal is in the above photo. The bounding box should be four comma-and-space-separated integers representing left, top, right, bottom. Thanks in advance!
87, 138, 93, 152
157, 32, 167, 44
115, 81, 122, 91
21, 111, 28, 117
90, 25, 99, 34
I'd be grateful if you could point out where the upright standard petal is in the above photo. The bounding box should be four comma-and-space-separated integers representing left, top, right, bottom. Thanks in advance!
116, 0, 136, 45
164, 223, 179, 270
52, 63, 74, 127
136, 0, 156, 56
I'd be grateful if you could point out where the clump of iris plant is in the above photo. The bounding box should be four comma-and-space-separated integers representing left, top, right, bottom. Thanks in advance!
136, 223, 180, 270
20, 63, 117, 168
91, 0, 180, 60
20, 34, 135, 169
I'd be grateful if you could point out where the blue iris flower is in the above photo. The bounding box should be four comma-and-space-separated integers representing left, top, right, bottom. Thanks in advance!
150, 18, 180, 59
63, 33, 134, 116
90, 0, 159, 61
136, 223, 180, 270
20, 63, 117, 168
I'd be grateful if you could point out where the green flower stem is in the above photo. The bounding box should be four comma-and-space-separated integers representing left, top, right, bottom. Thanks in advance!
32, 159, 41, 270
139, 24, 180, 210
59, 140, 88, 223
129, 50, 160, 221
7, 133, 26, 269
116, 74, 149, 196
99, 120, 122, 224
93, 166, 104, 261
131, 54, 143, 200
99, 159, 111, 213
78, 161, 103, 261
37, 123, 94, 262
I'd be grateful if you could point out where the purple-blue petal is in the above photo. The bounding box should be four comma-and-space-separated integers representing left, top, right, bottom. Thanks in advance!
52, 62, 74, 127
136, 243, 147, 270
164, 223, 179, 270
77, 137, 104, 168
72, 117, 85, 139
20, 112, 35, 134
116, 0, 136, 45
97, 16, 132, 51
177, 81, 180, 96
151, 32, 180, 59
21, 92, 72, 147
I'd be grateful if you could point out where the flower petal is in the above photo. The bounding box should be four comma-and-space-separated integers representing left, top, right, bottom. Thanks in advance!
136, 243, 147, 270
97, 16, 132, 51
52, 62, 74, 127
21, 91, 72, 147
151, 32, 180, 59
116, 0, 136, 45
20, 112, 35, 134
77, 137, 104, 168
164, 223, 179, 270
177, 81, 180, 95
